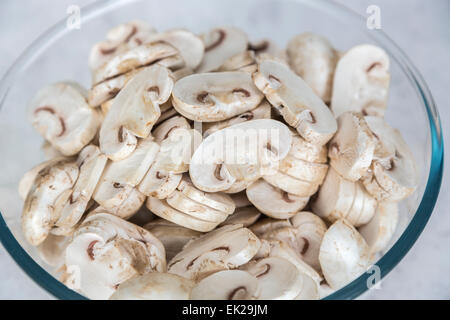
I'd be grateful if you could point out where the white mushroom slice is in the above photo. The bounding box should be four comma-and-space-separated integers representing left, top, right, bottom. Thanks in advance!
250, 218, 292, 237
230, 191, 252, 209
155, 107, 179, 126
18, 157, 66, 200
156, 54, 186, 70
177, 177, 235, 215
218, 51, 256, 72
138, 167, 182, 199
331, 44, 390, 118
312, 168, 376, 227
286, 33, 338, 104
246, 179, 309, 219
191, 270, 259, 300
100, 138, 159, 187
37, 234, 70, 268
22, 159, 79, 246
152, 116, 191, 143
362, 116, 418, 201
328, 112, 377, 181
111, 188, 147, 219
196, 27, 248, 73
168, 224, 260, 280
110, 273, 194, 300
30, 82, 101, 156
278, 156, 329, 184
172, 67, 194, 81
253, 59, 337, 145
65, 213, 166, 299
319, 219, 371, 290
55, 145, 108, 230
89, 20, 156, 72
220, 207, 261, 227
88, 68, 141, 107
100, 99, 114, 116
92, 41, 178, 84
146, 197, 218, 232
144, 220, 201, 260
290, 133, 328, 164
202, 100, 272, 138
263, 171, 320, 197
318, 283, 335, 299
359, 202, 398, 254
224, 178, 255, 194
290, 212, 327, 272
99, 65, 173, 161
146, 29, 204, 70
172, 72, 264, 122
243, 257, 305, 300
166, 191, 230, 223
189, 119, 292, 192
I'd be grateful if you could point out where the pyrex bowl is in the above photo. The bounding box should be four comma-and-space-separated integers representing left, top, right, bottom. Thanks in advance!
0, 0, 443, 300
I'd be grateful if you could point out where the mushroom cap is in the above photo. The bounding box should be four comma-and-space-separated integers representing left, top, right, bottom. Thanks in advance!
65, 213, 166, 299
249, 218, 292, 237
144, 220, 202, 261
146, 29, 205, 70
243, 257, 304, 300
99, 65, 173, 161
30, 82, 101, 156
88, 20, 156, 72
253, 59, 337, 146
110, 273, 194, 300
172, 71, 264, 122
277, 155, 329, 184
220, 206, 261, 228
22, 159, 79, 246
328, 112, 377, 181
359, 202, 398, 254
218, 50, 256, 72
246, 179, 309, 219
286, 32, 338, 103
138, 167, 182, 199
189, 119, 292, 192
362, 116, 418, 201
191, 270, 259, 300
37, 233, 70, 268
319, 219, 371, 289
55, 145, 108, 231
263, 170, 320, 197
152, 115, 191, 144
196, 26, 248, 73
289, 132, 328, 164
168, 224, 260, 281
331, 44, 390, 118
92, 41, 178, 85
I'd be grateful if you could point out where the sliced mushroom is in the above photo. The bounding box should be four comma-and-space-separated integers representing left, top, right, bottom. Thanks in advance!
30, 82, 101, 156
246, 179, 309, 219
362, 116, 418, 201
318, 283, 335, 299
359, 202, 398, 255
277, 155, 328, 185
168, 224, 260, 281
146, 29, 205, 70
250, 218, 292, 237
110, 273, 194, 300
22, 159, 79, 246
196, 27, 248, 73
172, 71, 264, 122
202, 100, 272, 138
55, 145, 108, 232
220, 206, 261, 227
319, 219, 371, 290
328, 112, 377, 181
144, 219, 201, 260
99, 65, 173, 161
152, 116, 191, 143
331, 44, 390, 118
289, 132, 328, 164
253, 59, 337, 146
223, 178, 256, 194
312, 168, 377, 227
89, 20, 156, 72
286, 33, 338, 104
138, 168, 182, 199
37, 233, 71, 268
155, 107, 180, 126
263, 171, 320, 198
92, 41, 178, 85
189, 119, 292, 192
191, 270, 259, 300
65, 213, 166, 299
230, 191, 252, 209
218, 50, 257, 72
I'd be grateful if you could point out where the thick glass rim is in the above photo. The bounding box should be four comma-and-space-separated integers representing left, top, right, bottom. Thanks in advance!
0, 0, 443, 300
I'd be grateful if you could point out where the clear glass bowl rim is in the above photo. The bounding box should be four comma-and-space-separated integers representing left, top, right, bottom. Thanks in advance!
0, 0, 444, 300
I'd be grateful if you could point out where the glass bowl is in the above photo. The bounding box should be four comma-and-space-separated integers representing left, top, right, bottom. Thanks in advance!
0, 0, 443, 300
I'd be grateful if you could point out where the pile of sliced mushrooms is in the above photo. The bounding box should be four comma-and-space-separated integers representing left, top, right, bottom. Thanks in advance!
19, 22, 417, 300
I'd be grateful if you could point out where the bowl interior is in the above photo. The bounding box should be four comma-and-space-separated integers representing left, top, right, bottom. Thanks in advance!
0, 0, 442, 299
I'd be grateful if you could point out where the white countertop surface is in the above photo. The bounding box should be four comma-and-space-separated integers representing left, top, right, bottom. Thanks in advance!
0, 0, 449, 299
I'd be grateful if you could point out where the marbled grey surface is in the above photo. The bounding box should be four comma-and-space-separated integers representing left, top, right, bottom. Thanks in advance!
0, 0, 448, 299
